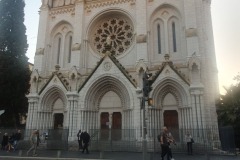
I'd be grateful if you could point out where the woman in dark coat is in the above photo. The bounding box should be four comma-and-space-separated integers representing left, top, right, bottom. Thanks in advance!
1, 133, 8, 150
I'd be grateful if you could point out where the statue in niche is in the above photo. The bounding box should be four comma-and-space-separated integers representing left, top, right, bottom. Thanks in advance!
106, 36, 112, 46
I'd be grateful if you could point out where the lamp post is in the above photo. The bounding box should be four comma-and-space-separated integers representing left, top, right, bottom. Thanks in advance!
142, 72, 153, 160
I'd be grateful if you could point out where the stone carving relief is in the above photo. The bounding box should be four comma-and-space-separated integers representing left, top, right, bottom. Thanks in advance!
42, 0, 76, 8
136, 34, 146, 43
103, 62, 112, 71
35, 48, 45, 55
186, 28, 198, 37
72, 43, 81, 51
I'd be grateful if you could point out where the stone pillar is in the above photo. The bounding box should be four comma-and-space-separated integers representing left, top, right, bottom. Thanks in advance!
66, 92, 79, 141
25, 94, 40, 139
135, 1, 148, 61
34, 4, 50, 72
71, 1, 84, 68
189, 87, 204, 130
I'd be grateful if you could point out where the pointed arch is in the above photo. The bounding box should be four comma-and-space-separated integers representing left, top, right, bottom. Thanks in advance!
152, 78, 188, 109
84, 76, 131, 110
41, 86, 67, 112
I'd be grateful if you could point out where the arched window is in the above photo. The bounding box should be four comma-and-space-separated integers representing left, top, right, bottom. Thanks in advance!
172, 22, 177, 52
68, 36, 72, 63
168, 17, 179, 54
157, 24, 162, 54
57, 37, 61, 64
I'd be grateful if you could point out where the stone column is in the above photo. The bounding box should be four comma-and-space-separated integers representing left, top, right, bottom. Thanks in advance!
26, 94, 40, 139
190, 87, 204, 130
66, 92, 79, 141
135, 1, 148, 61
34, 4, 50, 72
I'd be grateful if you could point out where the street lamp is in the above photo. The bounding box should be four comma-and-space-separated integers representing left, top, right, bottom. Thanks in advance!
142, 71, 153, 160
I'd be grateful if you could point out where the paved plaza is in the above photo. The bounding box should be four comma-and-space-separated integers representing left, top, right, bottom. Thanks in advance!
0, 150, 239, 160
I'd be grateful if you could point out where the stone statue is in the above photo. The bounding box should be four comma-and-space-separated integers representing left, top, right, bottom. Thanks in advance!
106, 36, 111, 46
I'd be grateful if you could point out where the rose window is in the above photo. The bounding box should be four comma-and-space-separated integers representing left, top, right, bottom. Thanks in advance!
92, 18, 134, 56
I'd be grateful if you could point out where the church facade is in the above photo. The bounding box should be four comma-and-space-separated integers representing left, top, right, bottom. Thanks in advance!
27, 0, 219, 146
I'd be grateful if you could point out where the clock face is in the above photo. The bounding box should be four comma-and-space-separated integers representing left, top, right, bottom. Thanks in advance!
91, 17, 134, 56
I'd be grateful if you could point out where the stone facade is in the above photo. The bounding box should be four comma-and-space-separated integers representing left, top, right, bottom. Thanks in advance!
27, 0, 219, 144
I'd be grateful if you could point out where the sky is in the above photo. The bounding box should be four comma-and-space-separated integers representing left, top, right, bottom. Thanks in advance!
24, 0, 240, 94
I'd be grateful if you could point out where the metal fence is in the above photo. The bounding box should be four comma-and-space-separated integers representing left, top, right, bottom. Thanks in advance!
0, 127, 238, 155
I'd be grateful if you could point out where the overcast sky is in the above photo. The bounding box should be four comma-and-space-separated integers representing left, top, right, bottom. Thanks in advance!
24, 0, 240, 94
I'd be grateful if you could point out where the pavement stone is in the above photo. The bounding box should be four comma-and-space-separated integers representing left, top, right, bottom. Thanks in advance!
0, 150, 239, 160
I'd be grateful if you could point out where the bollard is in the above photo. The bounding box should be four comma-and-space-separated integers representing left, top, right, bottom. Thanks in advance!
100, 151, 104, 159
57, 150, 61, 158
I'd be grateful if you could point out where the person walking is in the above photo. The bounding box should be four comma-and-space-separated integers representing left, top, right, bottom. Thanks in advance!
6, 133, 15, 152
82, 131, 90, 154
1, 133, 8, 150
160, 126, 170, 160
13, 130, 21, 151
27, 130, 38, 156
77, 130, 83, 150
185, 131, 193, 155
167, 131, 176, 160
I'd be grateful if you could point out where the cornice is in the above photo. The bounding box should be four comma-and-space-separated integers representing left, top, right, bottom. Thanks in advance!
85, 0, 136, 10
49, 5, 75, 16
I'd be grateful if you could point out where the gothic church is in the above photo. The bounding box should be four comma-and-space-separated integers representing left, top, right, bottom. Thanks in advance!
27, 0, 219, 146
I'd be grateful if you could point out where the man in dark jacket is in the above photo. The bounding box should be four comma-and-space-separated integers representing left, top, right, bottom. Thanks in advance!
77, 130, 83, 150
14, 130, 21, 151
82, 131, 90, 154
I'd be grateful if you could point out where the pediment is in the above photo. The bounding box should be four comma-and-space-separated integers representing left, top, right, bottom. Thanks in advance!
39, 73, 68, 95
152, 62, 189, 86
78, 55, 137, 92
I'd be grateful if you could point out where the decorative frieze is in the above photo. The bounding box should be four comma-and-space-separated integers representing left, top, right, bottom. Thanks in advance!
49, 5, 75, 16
85, 0, 136, 10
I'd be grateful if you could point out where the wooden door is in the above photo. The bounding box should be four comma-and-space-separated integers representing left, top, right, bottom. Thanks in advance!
100, 112, 109, 140
112, 112, 122, 140
54, 113, 63, 129
164, 110, 179, 141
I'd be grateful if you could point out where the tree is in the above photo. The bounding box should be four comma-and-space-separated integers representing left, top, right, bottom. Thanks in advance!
217, 74, 240, 148
0, 0, 30, 127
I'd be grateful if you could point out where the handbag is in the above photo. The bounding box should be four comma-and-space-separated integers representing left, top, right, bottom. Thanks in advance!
191, 138, 194, 143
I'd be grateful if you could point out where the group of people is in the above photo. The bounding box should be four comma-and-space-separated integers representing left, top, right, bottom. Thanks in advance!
77, 130, 90, 154
159, 126, 194, 160
1, 129, 21, 152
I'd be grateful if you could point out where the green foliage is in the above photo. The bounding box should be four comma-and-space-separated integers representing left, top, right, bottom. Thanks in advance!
217, 83, 240, 127
217, 74, 240, 129
0, 0, 30, 127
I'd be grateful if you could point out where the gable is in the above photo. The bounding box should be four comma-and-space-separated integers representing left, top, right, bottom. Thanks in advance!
78, 55, 137, 92
39, 73, 68, 95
